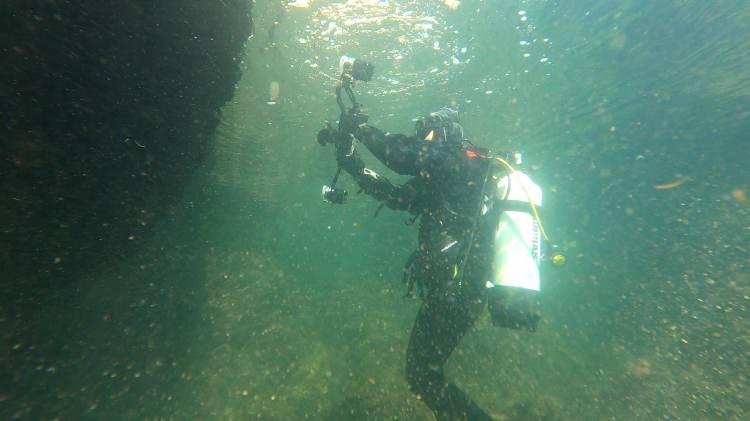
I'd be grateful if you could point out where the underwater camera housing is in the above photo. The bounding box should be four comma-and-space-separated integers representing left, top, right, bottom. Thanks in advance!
322, 185, 348, 204
318, 56, 375, 206
339, 56, 374, 81
336, 56, 375, 124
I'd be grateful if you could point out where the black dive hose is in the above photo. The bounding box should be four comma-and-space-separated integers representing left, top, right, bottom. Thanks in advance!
454, 157, 494, 285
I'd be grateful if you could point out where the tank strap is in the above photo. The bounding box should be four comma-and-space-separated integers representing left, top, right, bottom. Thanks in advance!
496, 200, 543, 216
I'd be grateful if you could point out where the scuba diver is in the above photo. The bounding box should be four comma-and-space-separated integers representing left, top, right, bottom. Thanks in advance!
317, 58, 550, 420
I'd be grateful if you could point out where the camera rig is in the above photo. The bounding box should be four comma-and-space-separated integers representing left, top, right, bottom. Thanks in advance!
318, 56, 374, 204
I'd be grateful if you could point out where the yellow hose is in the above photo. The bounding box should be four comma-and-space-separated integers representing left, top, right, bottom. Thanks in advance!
493, 156, 549, 241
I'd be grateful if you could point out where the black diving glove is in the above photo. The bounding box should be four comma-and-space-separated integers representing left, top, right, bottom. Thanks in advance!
317, 123, 339, 146
339, 107, 368, 137
317, 123, 363, 174
335, 138, 364, 175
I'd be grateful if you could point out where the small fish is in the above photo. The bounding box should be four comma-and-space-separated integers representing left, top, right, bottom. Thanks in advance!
654, 175, 691, 190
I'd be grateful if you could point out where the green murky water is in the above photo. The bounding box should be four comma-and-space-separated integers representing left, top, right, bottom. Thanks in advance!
7, 1, 749, 419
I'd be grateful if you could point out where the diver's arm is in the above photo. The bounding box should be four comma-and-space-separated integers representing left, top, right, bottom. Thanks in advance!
336, 145, 419, 212
353, 124, 422, 177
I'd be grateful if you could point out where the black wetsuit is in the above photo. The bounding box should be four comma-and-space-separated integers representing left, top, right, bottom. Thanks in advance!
336, 123, 497, 421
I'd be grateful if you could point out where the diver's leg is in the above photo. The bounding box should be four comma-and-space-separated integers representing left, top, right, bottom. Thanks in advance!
405, 291, 492, 421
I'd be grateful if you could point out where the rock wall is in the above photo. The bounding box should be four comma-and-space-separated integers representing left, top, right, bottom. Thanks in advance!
1, 1, 253, 287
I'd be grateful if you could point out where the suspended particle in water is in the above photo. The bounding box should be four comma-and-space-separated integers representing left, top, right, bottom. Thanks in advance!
268, 81, 280, 105
731, 188, 748, 204
443, 0, 461, 10
288, 0, 311, 8
653, 175, 691, 190
627, 358, 651, 378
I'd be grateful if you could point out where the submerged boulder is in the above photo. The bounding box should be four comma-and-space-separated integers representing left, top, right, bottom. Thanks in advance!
2, 1, 253, 287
